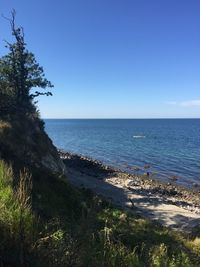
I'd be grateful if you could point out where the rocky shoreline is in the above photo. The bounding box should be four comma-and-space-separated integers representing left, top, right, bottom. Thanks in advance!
58, 149, 200, 217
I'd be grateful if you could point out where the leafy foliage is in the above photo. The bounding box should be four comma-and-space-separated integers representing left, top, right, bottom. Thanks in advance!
0, 10, 53, 115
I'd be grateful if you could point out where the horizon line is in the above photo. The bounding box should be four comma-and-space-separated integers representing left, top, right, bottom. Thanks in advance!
42, 117, 200, 120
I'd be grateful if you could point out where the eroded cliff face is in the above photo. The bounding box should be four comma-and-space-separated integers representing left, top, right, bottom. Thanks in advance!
0, 113, 66, 176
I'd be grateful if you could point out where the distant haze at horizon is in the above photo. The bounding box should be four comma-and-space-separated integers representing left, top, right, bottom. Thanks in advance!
1, 0, 200, 118
43, 117, 200, 119
41, 116, 200, 120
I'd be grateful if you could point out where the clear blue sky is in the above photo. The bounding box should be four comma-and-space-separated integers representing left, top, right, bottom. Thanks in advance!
0, 0, 200, 118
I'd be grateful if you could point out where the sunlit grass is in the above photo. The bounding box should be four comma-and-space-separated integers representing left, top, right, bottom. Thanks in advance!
0, 161, 199, 266
0, 120, 11, 129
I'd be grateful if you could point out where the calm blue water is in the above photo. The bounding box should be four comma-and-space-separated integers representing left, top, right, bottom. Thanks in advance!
44, 119, 200, 187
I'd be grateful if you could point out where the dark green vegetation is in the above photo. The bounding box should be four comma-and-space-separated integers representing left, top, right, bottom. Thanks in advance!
0, 11, 200, 267
0, 11, 64, 177
0, 10, 53, 116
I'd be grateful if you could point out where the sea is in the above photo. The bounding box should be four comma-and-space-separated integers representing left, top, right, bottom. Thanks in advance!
44, 119, 200, 188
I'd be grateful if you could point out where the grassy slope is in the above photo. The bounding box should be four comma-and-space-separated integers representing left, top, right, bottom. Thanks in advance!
0, 161, 200, 267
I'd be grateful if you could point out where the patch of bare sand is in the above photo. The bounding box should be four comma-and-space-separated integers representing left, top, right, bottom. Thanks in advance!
60, 151, 200, 232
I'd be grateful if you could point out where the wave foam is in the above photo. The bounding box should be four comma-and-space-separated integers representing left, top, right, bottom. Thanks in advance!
133, 135, 146, 138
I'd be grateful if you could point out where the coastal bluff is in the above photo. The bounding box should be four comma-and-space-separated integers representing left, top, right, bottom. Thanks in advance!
0, 114, 66, 176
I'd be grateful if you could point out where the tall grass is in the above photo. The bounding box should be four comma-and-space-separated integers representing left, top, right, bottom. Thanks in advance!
0, 161, 199, 266
0, 161, 35, 266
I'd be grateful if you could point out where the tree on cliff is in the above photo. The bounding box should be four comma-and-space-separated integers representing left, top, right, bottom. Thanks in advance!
0, 10, 53, 114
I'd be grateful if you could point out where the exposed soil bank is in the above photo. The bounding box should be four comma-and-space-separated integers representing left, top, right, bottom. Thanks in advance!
59, 150, 200, 232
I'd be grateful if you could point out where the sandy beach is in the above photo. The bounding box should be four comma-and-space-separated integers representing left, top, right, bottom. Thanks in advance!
59, 150, 200, 232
